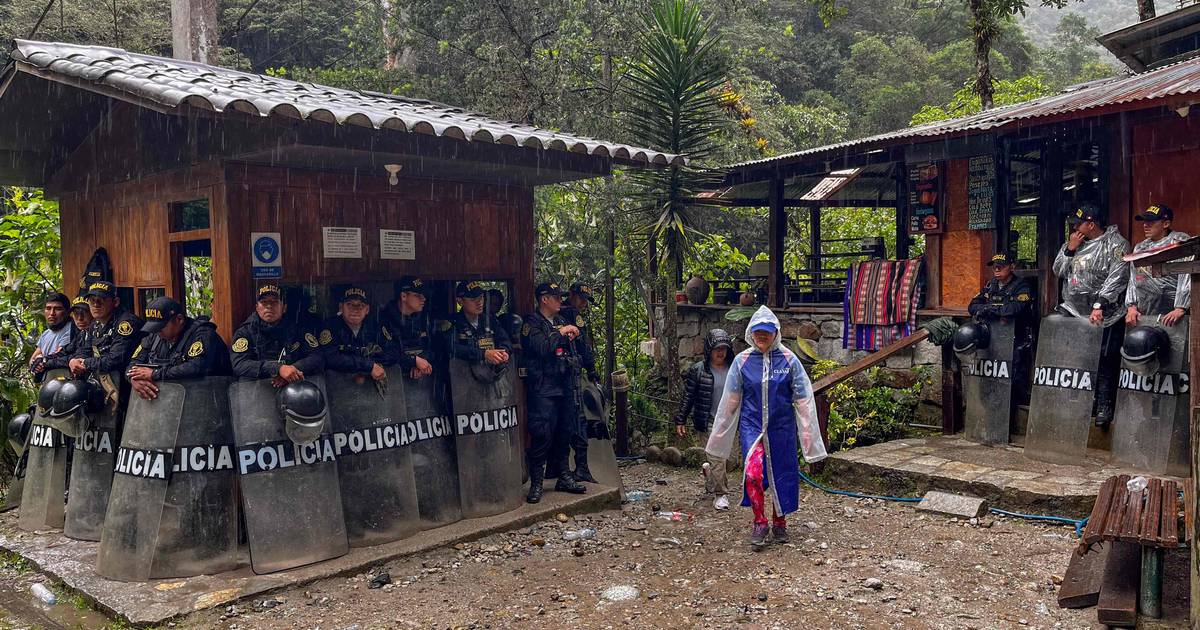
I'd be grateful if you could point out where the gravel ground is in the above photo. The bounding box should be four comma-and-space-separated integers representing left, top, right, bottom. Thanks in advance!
166, 461, 1177, 630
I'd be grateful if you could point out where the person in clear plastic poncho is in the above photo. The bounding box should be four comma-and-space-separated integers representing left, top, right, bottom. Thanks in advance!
1125, 204, 1191, 328
705, 306, 827, 549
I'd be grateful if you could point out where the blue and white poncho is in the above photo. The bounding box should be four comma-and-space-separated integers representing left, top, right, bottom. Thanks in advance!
704, 306, 827, 516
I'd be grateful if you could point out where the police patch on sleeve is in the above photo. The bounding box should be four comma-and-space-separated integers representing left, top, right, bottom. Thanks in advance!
232, 337, 249, 353
438, 320, 452, 332
187, 340, 204, 357
1017, 293, 1030, 302
382, 327, 393, 341
131, 345, 143, 359
311, 332, 325, 347
576, 315, 585, 328
117, 321, 134, 336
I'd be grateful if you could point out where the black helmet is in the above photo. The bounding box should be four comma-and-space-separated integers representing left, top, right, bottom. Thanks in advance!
952, 322, 991, 355
277, 380, 327, 445
8, 409, 33, 451
50, 379, 92, 418
37, 378, 66, 414
705, 329, 734, 355
1121, 325, 1170, 376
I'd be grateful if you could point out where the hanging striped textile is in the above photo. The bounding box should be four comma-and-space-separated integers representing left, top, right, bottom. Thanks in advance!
842, 258, 925, 351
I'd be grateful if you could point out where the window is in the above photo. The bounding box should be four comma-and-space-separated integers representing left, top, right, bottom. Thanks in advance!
169, 199, 210, 232
137, 287, 166, 314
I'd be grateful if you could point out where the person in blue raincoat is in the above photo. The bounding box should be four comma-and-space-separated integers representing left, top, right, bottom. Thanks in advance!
705, 306, 827, 549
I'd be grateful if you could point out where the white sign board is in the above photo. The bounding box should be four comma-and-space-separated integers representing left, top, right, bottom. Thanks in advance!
322, 227, 362, 259
380, 229, 416, 260
250, 232, 282, 279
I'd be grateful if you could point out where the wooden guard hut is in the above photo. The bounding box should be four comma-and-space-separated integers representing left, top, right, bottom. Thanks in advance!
0, 40, 679, 333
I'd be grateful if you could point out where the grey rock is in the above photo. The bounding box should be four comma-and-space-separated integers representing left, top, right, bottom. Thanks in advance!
863, 578, 884, 590
916, 491, 988, 518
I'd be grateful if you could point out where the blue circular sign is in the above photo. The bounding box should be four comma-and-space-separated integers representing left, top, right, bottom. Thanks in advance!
253, 236, 280, 264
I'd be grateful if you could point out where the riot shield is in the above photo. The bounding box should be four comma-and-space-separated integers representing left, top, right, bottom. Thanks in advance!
3, 450, 27, 512
96, 382, 185, 582
326, 368, 420, 547
449, 360, 524, 518
1112, 321, 1190, 476
230, 377, 348, 574
959, 320, 1016, 445
402, 374, 462, 529
18, 368, 71, 531
1025, 315, 1105, 465
63, 371, 121, 541
572, 377, 622, 490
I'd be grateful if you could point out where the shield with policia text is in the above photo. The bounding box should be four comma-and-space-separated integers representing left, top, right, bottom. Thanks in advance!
230, 376, 348, 574
64, 370, 121, 541
449, 359, 524, 518
573, 376, 622, 490
402, 373, 462, 529
1112, 321, 1190, 476
1025, 314, 1105, 465
97, 377, 240, 581
958, 320, 1016, 445
326, 368, 421, 547
18, 369, 70, 531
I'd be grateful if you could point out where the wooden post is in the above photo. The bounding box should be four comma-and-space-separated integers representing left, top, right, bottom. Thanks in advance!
613, 370, 630, 457
1190, 281, 1200, 630
1140, 547, 1163, 619
171, 0, 219, 65
895, 165, 910, 260
768, 176, 786, 308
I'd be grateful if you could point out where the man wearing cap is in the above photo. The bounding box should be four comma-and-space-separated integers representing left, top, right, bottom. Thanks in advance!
318, 286, 398, 380
1052, 204, 1131, 426
1125, 204, 1191, 328
44, 280, 143, 380
125, 297, 231, 400
969, 253, 1037, 399
67, 294, 94, 340
551, 282, 601, 484
230, 285, 324, 387
447, 281, 511, 365
29, 292, 74, 380
382, 276, 438, 380
521, 282, 587, 502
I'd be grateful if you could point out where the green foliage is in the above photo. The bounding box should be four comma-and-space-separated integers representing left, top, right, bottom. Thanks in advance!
910, 74, 1055, 124
816, 364, 932, 451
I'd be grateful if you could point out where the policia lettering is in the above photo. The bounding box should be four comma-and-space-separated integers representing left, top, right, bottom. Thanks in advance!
1118, 370, 1189, 395
963, 359, 1010, 379
455, 406, 519, 436
236, 414, 454, 475
1033, 366, 1095, 391
114, 444, 239, 479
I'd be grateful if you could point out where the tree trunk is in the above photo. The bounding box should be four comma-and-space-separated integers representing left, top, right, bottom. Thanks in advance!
381, 0, 397, 70
969, 0, 995, 111
171, 0, 219, 65
1137, 0, 1156, 21
661, 254, 682, 424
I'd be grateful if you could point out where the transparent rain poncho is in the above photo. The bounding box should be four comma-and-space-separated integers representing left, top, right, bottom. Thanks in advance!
1053, 225, 1131, 326
704, 306, 826, 516
1126, 231, 1192, 316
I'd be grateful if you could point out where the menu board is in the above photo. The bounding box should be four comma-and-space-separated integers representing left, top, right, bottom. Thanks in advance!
967, 155, 996, 230
907, 162, 943, 234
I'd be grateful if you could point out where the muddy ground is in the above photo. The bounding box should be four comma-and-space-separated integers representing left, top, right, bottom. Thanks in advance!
152, 462, 1186, 630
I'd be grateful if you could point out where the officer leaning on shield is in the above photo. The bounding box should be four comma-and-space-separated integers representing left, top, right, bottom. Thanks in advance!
230, 285, 325, 386
126, 297, 232, 399
967, 253, 1036, 397
1125, 204, 1191, 328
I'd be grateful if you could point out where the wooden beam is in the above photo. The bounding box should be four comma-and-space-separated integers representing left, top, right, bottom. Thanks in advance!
812, 328, 930, 394
1097, 541, 1141, 626
768, 177, 786, 308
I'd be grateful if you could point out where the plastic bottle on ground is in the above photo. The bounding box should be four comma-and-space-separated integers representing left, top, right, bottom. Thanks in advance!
31, 583, 56, 605
563, 528, 597, 541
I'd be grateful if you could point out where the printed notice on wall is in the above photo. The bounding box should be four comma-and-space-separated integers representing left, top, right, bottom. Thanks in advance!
322, 227, 362, 258
967, 155, 996, 230
380, 229, 416, 260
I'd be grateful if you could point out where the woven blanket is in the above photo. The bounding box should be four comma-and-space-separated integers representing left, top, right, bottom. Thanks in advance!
843, 259, 925, 351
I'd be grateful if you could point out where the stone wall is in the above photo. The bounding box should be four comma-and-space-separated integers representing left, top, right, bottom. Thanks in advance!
655, 304, 945, 410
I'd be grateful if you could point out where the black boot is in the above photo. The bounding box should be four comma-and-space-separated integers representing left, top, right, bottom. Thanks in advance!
572, 457, 598, 484
1095, 403, 1113, 428
527, 468, 545, 504
555, 472, 587, 494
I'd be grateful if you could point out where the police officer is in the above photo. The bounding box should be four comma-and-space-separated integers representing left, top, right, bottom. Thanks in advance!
522, 282, 587, 503
68, 293, 93, 333
551, 282, 601, 484
448, 281, 511, 365
126, 296, 231, 400
1125, 204, 1191, 328
968, 253, 1036, 399
230, 285, 324, 386
318, 285, 399, 380
44, 280, 143, 383
1052, 205, 1131, 426
382, 276, 439, 380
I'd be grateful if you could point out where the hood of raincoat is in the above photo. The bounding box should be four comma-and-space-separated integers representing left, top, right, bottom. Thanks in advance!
744, 306, 783, 352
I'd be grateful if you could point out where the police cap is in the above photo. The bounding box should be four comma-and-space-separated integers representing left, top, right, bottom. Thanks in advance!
340, 285, 369, 304
535, 282, 564, 299
1135, 204, 1174, 221
1067, 204, 1101, 226
141, 296, 185, 334
569, 283, 595, 302
256, 284, 283, 301
455, 281, 485, 298
84, 280, 117, 299
986, 253, 1015, 267
396, 275, 427, 295
70, 294, 89, 312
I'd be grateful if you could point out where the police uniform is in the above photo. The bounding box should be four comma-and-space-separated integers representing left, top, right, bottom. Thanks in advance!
43, 280, 143, 377
318, 286, 402, 373
553, 283, 600, 483
968, 253, 1036, 399
1125, 204, 1192, 318
522, 282, 587, 502
447, 281, 512, 361
128, 297, 231, 380
382, 276, 444, 373
230, 285, 324, 380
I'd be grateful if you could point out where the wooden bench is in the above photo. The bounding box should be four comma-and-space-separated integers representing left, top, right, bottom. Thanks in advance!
1069, 474, 1186, 624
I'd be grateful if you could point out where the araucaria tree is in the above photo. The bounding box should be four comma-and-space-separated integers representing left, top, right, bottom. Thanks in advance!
624, 0, 728, 413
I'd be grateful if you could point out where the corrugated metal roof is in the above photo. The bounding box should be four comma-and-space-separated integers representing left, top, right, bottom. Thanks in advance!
8, 40, 682, 168
727, 53, 1200, 172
